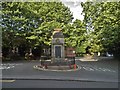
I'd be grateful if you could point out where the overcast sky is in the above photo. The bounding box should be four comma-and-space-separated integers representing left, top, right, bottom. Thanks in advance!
61, 0, 86, 21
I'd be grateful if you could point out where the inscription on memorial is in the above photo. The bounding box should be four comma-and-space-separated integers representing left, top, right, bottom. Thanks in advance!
55, 45, 61, 58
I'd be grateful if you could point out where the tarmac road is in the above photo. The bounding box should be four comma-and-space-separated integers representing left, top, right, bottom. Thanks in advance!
1, 57, 119, 88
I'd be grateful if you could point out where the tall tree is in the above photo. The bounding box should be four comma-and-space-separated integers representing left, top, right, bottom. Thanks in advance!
81, 2, 120, 57
2, 2, 73, 57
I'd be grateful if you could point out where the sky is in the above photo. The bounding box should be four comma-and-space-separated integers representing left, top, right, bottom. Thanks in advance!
61, 0, 86, 21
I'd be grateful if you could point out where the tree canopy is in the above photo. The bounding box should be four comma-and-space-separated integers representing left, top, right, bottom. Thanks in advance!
81, 2, 120, 57
2, 2, 73, 50
2, 1, 120, 59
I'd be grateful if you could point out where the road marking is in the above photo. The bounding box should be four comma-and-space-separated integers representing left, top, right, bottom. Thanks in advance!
83, 67, 94, 71
0, 80, 15, 83
80, 66, 116, 73
0, 63, 23, 70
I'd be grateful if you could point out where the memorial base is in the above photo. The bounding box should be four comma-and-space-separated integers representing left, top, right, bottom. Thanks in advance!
34, 64, 78, 71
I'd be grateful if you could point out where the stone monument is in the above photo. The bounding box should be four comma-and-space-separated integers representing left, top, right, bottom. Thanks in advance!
51, 28, 65, 64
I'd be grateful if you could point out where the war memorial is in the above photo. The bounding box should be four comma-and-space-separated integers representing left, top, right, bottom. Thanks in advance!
34, 28, 77, 71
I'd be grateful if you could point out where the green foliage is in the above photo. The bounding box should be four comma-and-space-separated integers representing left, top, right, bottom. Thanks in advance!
2, 2, 73, 50
81, 2, 120, 56
3, 1, 120, 58
63, 19, 86, 52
